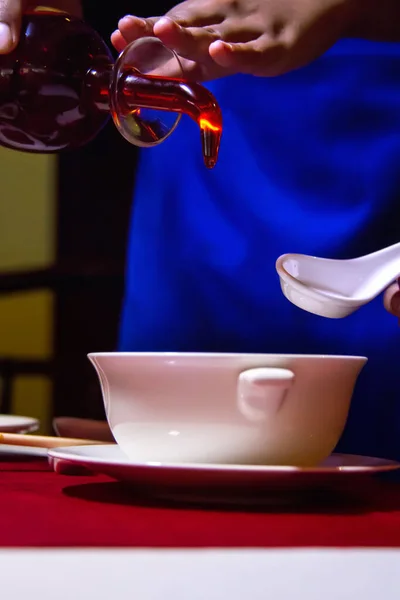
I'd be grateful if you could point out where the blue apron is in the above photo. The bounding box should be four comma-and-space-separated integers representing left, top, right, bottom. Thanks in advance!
118, 39, 400, 460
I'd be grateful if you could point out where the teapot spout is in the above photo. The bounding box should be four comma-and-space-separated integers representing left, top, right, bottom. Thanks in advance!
117, 70, 222, 168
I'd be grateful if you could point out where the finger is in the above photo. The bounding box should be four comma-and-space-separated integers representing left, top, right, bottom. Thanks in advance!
166, 0, 225, 28
118, 15, 159, 44
154, 54, 222, 81
0, 0, 25, 53
154, 17, 220, 61
383, 281, 400, 317
114, 16, 213, 80
110, 29, 126, 53
53, 417, 115, 442
209, 35, 288, 76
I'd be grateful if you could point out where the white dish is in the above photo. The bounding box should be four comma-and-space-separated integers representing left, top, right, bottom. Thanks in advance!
48, 444, 399, 506
0, 414, 39, 433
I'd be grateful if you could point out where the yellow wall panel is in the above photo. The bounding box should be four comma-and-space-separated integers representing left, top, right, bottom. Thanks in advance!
0, 149, 55, 271
0, 291, 53, 357
12, 376, 52, 435
0, 149, 56, 432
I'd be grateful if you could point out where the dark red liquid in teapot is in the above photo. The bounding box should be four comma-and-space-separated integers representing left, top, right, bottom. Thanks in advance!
0, 10, 222, 167
0, 11, 113, 151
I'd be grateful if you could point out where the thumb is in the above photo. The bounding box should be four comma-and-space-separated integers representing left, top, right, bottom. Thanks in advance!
0, 0, 27, 54
383, 280, 400, 318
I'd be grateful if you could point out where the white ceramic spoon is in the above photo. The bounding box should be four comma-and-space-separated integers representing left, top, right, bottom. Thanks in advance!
276, 241, 400, 318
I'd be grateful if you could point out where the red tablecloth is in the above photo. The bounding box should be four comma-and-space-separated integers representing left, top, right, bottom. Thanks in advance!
1, 458, 400, 547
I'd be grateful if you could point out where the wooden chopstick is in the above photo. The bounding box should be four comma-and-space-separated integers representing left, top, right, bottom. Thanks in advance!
0, 432, 112, 448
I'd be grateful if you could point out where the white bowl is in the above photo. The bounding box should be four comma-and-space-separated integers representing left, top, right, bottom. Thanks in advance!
88, 352, 367, 467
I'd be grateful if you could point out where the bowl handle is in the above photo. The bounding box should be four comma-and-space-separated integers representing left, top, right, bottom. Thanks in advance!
237, 367, 295, 422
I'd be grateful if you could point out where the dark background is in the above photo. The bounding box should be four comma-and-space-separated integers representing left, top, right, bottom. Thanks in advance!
54, 0, 177, 421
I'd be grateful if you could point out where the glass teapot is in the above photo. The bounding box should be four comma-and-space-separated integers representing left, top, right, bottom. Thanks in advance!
0, 7, 222, 167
